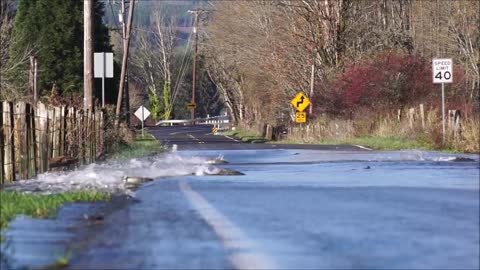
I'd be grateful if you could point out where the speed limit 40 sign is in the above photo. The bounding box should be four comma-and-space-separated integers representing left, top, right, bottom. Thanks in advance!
432, 59, 453, 84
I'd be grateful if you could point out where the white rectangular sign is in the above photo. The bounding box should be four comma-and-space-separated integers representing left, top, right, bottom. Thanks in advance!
432, 58, 453, 84
94, 52, 114, 78
134, 106, 151, 121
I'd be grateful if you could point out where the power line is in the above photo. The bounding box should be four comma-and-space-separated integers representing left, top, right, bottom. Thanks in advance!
107, 0, 126, 39
166, 28, 194, 117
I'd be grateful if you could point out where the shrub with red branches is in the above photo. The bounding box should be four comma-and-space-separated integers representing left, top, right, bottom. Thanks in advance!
319, 52, 467, 116
338, 52, 432, 110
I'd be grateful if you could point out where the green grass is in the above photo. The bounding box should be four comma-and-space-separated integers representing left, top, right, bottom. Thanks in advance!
0, 131, 162, 232
276, 136, 434, 151
221, 130, 267, 143
0, 191, 110, 231
276, 136, 467, 152
223, 127, 442, 151
319, 136, 434, 151
109, 131, 164, 160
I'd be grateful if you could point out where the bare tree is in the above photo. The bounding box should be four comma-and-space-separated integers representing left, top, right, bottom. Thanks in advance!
447, 0, 480, 102
130, 4, 179, 120
153, 10, 177, 119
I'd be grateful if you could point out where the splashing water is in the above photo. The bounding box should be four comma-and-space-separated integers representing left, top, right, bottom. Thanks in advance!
4, 153, 222, 195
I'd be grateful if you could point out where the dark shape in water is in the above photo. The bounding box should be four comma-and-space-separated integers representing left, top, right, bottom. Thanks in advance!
206, 159, 229, 165
207, 169, 245, 176
451, 157, 476, 162
124, 176, 154, 190
83, 214, 104, 221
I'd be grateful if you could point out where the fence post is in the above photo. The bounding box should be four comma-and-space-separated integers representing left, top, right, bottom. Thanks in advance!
65, 107, 76, 160
26, 103, 37, 178
0, 102, 4, 184
58, 106, 66, 157
408, 108, 415, 129
453, 110, 461, 141
14, 102, 29, 179
89, 110, 94, 162
3, 101, 15, 183
86, 109, 92, 163
77, 109, 85, 164
36, 102, 49, 173
420, 104, 425, 130
51, 106, 60, 158
47, 106, 54, 160
265, 124, 273, 140
448, 110, 455, 134
90, 107, 98, 162
95, 109, 103, 158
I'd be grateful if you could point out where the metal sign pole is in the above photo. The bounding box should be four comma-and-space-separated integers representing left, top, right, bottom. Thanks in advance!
141, 107, 144, 137
441, 82, 445, 145
102, 52, 105, 108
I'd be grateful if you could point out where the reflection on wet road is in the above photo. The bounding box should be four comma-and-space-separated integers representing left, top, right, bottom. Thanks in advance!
74, 149, 479, 269
1, 127, 479, 269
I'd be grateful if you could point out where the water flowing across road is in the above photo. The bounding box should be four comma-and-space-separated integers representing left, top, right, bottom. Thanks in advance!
2, 147, 479, 269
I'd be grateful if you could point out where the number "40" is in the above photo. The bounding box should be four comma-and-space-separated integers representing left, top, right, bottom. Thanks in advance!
435, 71, 452, 80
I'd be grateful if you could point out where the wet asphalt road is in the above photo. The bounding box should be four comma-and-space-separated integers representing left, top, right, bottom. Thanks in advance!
148, 125, 366, 151
2, 125, 478, 269
68, 125, 478, 269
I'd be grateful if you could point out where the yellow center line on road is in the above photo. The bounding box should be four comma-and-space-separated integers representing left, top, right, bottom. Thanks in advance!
179, 182, 277, 270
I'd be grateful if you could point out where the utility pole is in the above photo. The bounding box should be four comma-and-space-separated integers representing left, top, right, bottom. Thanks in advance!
115, 0, 135, 125
188, 10, 200, 123
309, 64, 315, 115
120, 0, 130, 126
84, 0, 94, 109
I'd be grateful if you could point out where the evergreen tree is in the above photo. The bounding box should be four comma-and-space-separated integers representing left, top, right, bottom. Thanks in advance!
8, 0, 111, 97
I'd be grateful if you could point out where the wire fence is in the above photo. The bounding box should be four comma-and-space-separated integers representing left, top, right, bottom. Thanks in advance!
1, 101, 104, 184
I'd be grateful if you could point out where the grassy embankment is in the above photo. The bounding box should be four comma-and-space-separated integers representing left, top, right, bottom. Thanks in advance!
223, 115, 479, 153
223, 129, 427, 150
0, 130, 164, 231
279, 136, 432, 151
0, 191, 110, 230
222, 130, 267, 143
108, 131, 164, 160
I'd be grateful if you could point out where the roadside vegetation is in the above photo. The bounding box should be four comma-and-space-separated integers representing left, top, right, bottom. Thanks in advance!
108, 131, 164, 160
0, 191, 110, 231
277, 136, 431, 151
227, 111, 479, 152
206, 1, 479, 153
0, 129, 163, 232
222, 130, 267, 143
280, 113, 479, 152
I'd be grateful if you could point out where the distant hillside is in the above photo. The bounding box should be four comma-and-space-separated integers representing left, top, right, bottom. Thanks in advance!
103, 0, 201, 30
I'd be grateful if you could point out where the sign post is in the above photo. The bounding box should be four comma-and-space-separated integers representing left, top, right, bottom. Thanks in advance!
291, 92, 311, 123
94, 52, 114, 108
134, 105, 151, 137
432, 58, 453, 145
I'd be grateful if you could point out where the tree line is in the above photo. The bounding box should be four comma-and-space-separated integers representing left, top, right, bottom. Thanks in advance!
1, 0, 114, 105
1, 0, 478, 127
202, 0, 479, 126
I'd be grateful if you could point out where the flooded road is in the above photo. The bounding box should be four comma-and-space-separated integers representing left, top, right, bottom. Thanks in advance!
3, 147, 478, 269
71, 148, 477, 269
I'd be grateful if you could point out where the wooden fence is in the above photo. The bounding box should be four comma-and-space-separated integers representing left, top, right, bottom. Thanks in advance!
284, 104, 464, 143
1, 101, 104, 184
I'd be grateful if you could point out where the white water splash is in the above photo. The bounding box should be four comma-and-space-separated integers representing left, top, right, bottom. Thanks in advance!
5, 153, 222, 194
